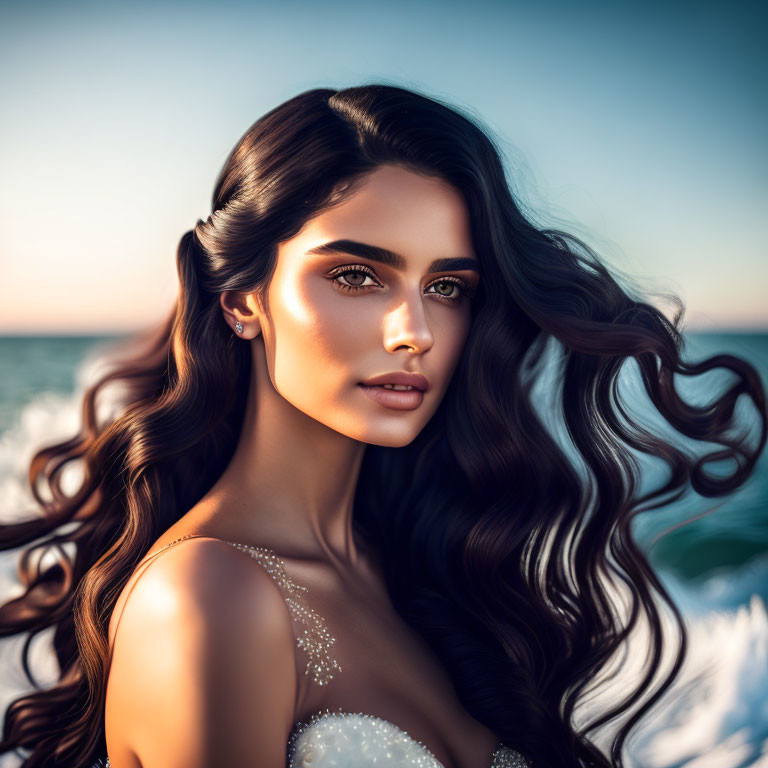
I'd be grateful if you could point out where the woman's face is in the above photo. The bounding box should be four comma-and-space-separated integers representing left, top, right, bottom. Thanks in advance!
232, 164, 480, 448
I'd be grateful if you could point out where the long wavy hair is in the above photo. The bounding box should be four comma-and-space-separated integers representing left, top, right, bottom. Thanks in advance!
1, 83, 765, 768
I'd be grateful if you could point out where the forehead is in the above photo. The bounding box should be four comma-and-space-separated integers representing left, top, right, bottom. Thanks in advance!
283, 164, 476, 264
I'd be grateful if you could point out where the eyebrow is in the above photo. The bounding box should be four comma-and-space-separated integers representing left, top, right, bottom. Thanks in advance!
305, 239, 480, 274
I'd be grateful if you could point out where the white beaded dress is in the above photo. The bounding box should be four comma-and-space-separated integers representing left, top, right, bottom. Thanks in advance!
93, 536, 532, 768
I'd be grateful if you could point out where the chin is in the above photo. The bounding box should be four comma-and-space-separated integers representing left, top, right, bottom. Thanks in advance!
359, 427, 423, 449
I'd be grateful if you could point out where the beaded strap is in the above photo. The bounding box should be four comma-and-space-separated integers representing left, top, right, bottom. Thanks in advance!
142, 534, 342, 687
226, 541, 342, 686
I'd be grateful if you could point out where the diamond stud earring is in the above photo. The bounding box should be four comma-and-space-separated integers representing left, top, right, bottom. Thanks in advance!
235, 321, 243, 334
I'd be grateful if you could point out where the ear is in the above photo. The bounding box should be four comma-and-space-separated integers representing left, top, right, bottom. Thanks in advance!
220, 290, 263, 339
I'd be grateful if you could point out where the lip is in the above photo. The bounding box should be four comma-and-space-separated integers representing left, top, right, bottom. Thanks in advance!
358, 383, 425, 410
358, 371, 430, 392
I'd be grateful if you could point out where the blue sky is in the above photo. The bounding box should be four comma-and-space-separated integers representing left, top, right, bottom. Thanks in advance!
0, 0, 765, 332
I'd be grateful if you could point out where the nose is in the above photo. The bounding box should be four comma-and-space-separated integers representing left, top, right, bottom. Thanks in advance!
382, 292, 434, 354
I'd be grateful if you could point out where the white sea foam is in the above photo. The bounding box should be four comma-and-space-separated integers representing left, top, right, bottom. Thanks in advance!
569, 563, 768, 767
629, 593, 767, 767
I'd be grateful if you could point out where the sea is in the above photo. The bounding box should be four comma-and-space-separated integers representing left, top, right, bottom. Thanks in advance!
0, 332, 766, 768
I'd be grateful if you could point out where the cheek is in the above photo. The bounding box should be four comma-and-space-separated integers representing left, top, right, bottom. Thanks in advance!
267, 276, 368, 397
434, 308, 472, 374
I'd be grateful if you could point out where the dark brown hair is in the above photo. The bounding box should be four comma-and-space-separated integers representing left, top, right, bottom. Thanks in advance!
1, 83, 765, 767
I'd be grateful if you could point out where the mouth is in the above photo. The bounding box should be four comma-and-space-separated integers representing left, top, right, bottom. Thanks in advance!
358, 372, 430, 392
357, 383, 425, 411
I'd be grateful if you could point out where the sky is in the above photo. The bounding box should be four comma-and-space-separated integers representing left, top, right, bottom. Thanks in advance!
0, 0, 765, 334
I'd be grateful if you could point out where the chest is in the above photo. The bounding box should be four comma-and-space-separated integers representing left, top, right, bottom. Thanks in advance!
283, 563, 499, 768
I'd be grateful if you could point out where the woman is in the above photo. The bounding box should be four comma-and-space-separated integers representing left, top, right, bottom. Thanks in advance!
0, 84, 765, 768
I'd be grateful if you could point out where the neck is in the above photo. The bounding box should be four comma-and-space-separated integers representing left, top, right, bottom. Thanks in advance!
200, 336, 369, 571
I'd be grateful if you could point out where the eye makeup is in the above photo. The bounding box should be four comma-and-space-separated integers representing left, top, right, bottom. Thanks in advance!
325, 263, 476, 304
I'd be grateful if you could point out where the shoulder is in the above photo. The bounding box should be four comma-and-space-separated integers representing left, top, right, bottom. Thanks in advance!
106, 537, 297, 767
134, 536, 291, 620
108, 537, 293, 654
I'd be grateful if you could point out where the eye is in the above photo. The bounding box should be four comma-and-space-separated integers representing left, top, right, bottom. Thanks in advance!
425, 278, 469, 302
326, 264, 473, 304
327, 265, 381, 292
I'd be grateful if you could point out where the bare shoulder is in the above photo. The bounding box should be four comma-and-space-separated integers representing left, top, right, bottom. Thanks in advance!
105, 537, 297, 768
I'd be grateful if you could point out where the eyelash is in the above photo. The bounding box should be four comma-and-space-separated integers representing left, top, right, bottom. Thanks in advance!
326, 264, 473, 304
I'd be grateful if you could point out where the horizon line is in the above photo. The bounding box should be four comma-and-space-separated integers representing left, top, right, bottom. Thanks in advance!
1, 327, 767, 338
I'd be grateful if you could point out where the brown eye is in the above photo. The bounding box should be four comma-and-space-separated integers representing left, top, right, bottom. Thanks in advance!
327, 265, 380, 292
341, 270, 368, 287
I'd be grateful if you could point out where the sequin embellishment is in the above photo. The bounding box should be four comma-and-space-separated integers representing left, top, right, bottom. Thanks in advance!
492, 743, 533, 768
227, 541, 342, 687
287, 708, 533, 768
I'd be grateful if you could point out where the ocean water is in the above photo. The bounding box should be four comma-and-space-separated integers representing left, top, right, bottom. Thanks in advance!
0, 332, 766, 767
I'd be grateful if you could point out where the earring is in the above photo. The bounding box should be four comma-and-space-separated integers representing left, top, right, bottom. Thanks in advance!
235, 321, 243, 334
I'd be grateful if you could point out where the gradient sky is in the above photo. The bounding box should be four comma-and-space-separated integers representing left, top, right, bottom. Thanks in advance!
0, 0, 765, 333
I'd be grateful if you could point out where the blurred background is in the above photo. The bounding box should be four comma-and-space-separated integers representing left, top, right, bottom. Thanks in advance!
1, 1, 766, 766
